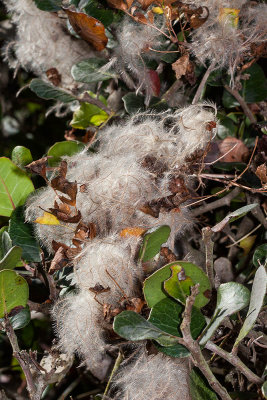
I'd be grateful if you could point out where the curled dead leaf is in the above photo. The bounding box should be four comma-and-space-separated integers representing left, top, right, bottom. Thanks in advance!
64, 8, 108, 51
26, 157, 49, 180
51, 175, 77, 206
46, 68, 61, 86
255, 164, 267, 188
49, 246, 69, 274
172, 54, 190, 80
89, 284, 110, 295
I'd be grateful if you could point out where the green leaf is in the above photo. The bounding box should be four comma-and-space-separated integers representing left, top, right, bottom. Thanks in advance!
212, 203, 258, 233
0, 306, 31, 331
217, 116, 236, 139
0, 157, 35, 217
199, 282, 250, 345
164, 264, 194, 305
164, 262, 211, 308
122, 93, 145, 114
190, 368, 218, 400
148, 298, 206, 358
207, 70, 223, 87
71, 58, 116, 84
262, 381, 267, 399
47, 141, 85, 167
0, 227, 8, 260
33, 0, 61, 11
1, 231, 12, 257
70, 102, 108, 129
0, 270, 29, 318
0, 246, 22, 271
253, 244, 267, 267
242, 64, 267, 103
8, 206, 41, 263
11, 146, 33, 168
113, 310, 179, 347
144, 261, 211, 309
223, 64, 267, 108
222, 89, 239, 109
10, 306, 31, 330
29, 79, 76, 103
139, 225, 171, 262
84, 0, 114, 27
234, 266, 267, 347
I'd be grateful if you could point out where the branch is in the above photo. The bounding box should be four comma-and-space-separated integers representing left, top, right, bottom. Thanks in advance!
79, 92, 111, 114
192, 60, 216, 105
202, 227, 215, 288
191, 187, 241, 217
224, 85, 256, 124
205, 341, 263, 385
180, 285, 232, 400
4, 318, 37, 399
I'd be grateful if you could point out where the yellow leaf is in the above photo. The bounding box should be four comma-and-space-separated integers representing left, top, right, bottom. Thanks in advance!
219, 8, 240, 27
152, 6, 163, 14
240, 235, 257, 256
120, 227, 146, 237
34, 212, 60, 226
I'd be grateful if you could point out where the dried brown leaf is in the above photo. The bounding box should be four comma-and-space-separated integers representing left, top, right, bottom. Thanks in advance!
46, 68, 61, 86
255, 164, 267, 187
49, 246, 69, 274
89, 284, 110, 295
172, 54, 190, 80
64, 8, 108, 51
25, 157, 49, 179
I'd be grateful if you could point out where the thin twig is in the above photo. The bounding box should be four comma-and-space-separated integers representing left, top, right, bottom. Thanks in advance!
202, 227, 215, 288
103, 351, 123, 397
192, 60, 216, 104
180, 285, 232, 400
191, 187, 241, 217
4, 318, 36, 399
205, 341, 263, 385
57, 376, 82, 400
79, 92, 111, 114
224, 85, 256, 124
226, 222, 263, 248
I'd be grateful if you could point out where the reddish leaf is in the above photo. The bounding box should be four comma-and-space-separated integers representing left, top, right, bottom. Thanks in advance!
133, 12, 148, 24
106, 0, 128, 11
52, 240, 69, 252
148, 69, 161, 96
138, 0, 155, 10
64, 8, 108, 51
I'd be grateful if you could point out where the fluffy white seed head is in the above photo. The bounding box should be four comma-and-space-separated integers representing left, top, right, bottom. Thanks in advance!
52, 290, 110, 377
74, 234, 143, 303
100, 104, 217, 169
2, 0, 93, 88
190, 0, 267, 78
111, 348, 191, 400
109, 17, 165, 103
